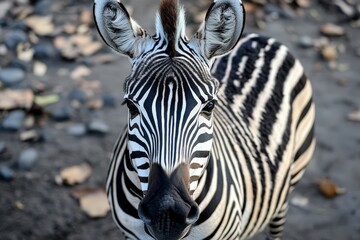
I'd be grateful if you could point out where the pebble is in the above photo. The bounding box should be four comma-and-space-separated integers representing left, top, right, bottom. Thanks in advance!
320, 23, 346, 37
4, 30, 28, 49
0, 68, 25, 86
102, 95, 116, 108
51, 106, 72, 122
34, 43, 59, 59
67, 123, 87, 136
17, 148, 38, 171
87, 119, 109, 134
20, 130, 39, 142
0, 142, 6, 154
9, 58, 31, 72
2, 110, 26, 131
263, 4, 294, 19
68, 88, 88, 104
298, 35, 314, 49
321, 45, 337, 61
0, 167, 15, 181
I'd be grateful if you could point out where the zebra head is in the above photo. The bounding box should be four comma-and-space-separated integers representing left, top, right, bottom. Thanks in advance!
94, 0, 244, 239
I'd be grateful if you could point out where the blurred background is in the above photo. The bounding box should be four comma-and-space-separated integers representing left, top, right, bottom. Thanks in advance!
0, 0, 359, 239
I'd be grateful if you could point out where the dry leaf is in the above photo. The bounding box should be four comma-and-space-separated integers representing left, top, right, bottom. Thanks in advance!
0, 89, 34, 110
57, 163, 92, 186
79, 189, 110, 218
347, 110, 360, 122
318, 177, 346, 198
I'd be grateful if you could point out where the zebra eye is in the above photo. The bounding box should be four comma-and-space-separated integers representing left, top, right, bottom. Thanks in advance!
201, 100, 216, 116
126, 100, 139, 118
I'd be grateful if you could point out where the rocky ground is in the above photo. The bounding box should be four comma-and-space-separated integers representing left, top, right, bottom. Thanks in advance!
0, 0, 359, 239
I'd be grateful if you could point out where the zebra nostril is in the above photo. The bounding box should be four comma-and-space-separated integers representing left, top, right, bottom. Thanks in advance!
138, 202, 151, 224
186, 203, 200, 225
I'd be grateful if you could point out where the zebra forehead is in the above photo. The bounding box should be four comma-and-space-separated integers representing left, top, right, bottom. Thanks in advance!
158, 0, 186, 57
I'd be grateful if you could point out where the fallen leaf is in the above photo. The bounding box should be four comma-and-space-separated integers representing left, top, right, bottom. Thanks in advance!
318, 177, 346, 198
79, 188, 110, 218
34, 95, 60, 106
0, 89, 34, 110
57, 163, 92, 186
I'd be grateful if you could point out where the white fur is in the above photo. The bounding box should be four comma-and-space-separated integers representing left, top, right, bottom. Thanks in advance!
192, 0, 244, 59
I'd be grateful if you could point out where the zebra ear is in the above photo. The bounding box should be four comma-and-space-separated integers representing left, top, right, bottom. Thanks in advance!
93, 0, 150, 58
193, 0, 245, 59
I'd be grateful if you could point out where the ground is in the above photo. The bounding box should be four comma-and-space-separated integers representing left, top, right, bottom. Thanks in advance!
0, 0, 359, 240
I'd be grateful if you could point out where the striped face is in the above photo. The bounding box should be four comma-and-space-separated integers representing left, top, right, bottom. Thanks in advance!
124, 54, 219, 194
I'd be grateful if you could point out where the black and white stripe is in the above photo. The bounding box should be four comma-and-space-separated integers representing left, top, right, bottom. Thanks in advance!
95, 0, 315, 239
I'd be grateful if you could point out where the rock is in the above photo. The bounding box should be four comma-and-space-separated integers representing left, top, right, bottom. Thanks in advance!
67, 123, 87, 136
263, 4, 294, 19
9, 58, 31, 72
33, 43, 59, 59
25, 15, 55, 36
63, 23, 77, 34
87, 54, 118, 65
0, 44, 8, 56
2, 110, 26, 131
0, 2, 12, 19
19, 130, 39, 142
4, 30, 28, 49
87, 119, 109, 134
88, 99, 103, 110
0, 142, 6, 154
0, 89, 34, 110
298, 35, 314, 48
70, 66, 92, 80
0, 68, 25, 86
80, 42, 103, 57
17, 46, 35, 62
17, 148, 38, 170
0, 167, 15, 181
33, 61, 47, 77
321, 45, 337, 61
102, 95, 116, 108
80, 9, 94, 26
56, 163, 92, 185
320, 23, 346, 37
33, 0, 51, 15
79, 189, 110, 218
347, 110, 360, 122
51, 106, 72, 122
296, 0, 311, 8
68, 88, 87, 104
24, 116, 35, 129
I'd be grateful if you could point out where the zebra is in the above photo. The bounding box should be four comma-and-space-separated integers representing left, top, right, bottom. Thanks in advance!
94, 0, 316, 239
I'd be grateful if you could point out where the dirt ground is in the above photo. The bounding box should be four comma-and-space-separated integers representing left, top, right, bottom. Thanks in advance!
0, 0, 359, 240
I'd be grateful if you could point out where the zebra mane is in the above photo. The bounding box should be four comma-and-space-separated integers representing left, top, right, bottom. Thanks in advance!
157, 0, 186, 57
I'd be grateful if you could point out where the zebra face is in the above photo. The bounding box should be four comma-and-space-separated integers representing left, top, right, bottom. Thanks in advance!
94, 0, 245, 238
124, 57, 219, 194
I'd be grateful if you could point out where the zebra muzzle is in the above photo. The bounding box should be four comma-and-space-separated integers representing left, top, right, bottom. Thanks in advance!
138, 163, 199, 240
